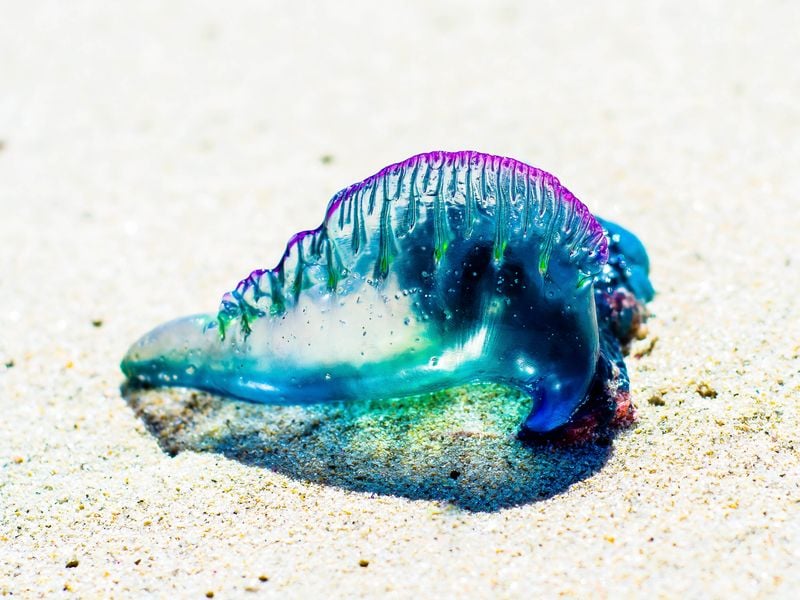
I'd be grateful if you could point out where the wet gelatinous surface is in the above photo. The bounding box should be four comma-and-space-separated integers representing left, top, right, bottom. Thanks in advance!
122, 151, 653, 436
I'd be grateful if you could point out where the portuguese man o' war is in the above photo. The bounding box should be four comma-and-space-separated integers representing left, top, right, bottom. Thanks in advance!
122, 151, 654, 440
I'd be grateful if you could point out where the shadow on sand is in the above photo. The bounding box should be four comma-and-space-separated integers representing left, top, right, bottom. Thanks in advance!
122, 382, 614, 512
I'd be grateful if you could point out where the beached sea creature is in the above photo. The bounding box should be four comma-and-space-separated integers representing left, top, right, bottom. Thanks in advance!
122, 151, 653, 438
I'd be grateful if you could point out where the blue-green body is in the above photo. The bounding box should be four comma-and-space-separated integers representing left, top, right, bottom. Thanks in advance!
122, 152, 652, 435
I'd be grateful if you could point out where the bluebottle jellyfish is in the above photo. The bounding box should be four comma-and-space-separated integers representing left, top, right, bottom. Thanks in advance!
122, 151, 653, 439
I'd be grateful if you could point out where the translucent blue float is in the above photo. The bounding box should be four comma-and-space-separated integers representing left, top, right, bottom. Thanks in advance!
122, 151, 653, 438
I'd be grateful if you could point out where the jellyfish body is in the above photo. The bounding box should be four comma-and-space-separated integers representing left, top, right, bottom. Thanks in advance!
122, 151, 652, 436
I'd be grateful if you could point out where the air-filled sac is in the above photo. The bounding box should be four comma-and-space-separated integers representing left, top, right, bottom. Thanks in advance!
122, 151, 653, 437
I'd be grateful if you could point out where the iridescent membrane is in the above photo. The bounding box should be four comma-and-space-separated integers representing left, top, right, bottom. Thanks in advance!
122, 151, 653, 436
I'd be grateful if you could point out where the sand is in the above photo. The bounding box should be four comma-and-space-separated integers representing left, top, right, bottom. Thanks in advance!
2, 1, 799, 597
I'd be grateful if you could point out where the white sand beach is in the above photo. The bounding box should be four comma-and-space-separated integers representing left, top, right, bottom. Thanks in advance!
2, 1, 799, 597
